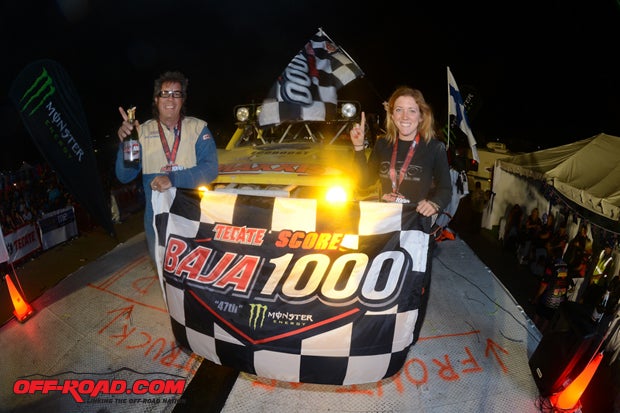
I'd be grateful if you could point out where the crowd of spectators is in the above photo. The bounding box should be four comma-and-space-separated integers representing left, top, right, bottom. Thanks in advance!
500, 204, 619, 332
0, 162, 70, 234
503, 206, 596, 278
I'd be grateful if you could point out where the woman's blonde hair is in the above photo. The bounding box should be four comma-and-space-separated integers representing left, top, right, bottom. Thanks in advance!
383, 86, 436, 144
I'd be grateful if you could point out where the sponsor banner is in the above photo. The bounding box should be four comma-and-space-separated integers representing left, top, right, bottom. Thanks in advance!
153, 189, 432, 385
8, 59, 115, 237
0, 226, 9, 263
2, 223, 41, 264
38, 206, 78, 250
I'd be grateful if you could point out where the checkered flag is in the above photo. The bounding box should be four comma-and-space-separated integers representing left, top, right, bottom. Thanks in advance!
258, 29, 364, 126
152, 189, 434, 385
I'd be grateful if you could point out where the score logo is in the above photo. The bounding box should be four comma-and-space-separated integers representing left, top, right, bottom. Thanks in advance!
275, 230, 344, 250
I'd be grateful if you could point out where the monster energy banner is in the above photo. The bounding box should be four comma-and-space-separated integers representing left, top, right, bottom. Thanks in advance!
8, 59, 115, 236
153, 189, 432, 385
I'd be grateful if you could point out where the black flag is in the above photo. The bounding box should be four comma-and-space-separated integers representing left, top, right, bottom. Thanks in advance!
8, 59, 115, 237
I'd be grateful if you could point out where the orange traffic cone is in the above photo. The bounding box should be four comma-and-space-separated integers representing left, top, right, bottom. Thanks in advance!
549, 351, 604, 412
4, 274, 34, 323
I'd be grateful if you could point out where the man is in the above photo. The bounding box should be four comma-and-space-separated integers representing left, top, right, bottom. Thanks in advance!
115, 71, 218, 261
591, 242, 615, 286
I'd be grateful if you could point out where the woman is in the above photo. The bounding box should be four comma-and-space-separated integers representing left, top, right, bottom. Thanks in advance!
350, 86, 452, 344
350, 86, 452, 214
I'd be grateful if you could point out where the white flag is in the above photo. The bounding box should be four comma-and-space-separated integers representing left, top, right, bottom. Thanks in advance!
448, 67, 479, 162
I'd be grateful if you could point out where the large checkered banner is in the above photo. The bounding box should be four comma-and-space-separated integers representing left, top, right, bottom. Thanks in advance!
258, 29, 364, 127
152, 189, 432, 385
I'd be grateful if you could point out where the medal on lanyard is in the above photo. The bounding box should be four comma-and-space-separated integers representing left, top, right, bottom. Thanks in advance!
381, 134, 419, 203
158, 119, 182, 172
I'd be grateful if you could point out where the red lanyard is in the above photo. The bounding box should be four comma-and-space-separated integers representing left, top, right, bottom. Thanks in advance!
389, 133, 420, 193
157, 119, 182, 165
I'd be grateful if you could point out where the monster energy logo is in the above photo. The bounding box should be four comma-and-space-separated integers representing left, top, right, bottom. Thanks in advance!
248, 304, 267, 329
16, 65, 85, 162
20, 67, 55, 116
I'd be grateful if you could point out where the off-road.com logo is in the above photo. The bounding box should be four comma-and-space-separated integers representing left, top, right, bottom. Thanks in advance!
19, 67, 55, 115
13, 378, 185, 403
248, 303, 267, 329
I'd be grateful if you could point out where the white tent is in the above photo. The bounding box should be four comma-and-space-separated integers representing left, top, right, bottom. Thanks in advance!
486, 133, 620, 233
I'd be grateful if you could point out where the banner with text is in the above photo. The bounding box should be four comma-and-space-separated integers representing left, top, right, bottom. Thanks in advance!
38, 206, 78, 250
1, 224, 41, 264
0, 226, 8, 264
258, 29, 364, 126
153, 189, 432, 385
9, 59, 115, 237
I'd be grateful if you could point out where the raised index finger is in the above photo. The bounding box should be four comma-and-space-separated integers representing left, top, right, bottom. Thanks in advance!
118, 106, 129, 122
360, 111, 366, 131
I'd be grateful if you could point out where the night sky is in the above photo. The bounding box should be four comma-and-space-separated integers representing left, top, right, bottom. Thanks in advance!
2, 0, 620, 171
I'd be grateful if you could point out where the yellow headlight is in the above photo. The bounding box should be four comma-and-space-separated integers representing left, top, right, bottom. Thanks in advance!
325, 186, 347, 203
236, 107, 250, 122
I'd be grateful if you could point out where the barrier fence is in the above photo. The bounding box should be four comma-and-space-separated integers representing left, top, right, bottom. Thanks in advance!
1, 206, 78, 265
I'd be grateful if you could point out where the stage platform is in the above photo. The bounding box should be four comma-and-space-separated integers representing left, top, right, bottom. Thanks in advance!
1, 229, 548, 412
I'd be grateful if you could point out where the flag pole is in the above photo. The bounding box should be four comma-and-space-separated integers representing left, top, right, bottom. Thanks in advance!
446, 66, 451, 150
